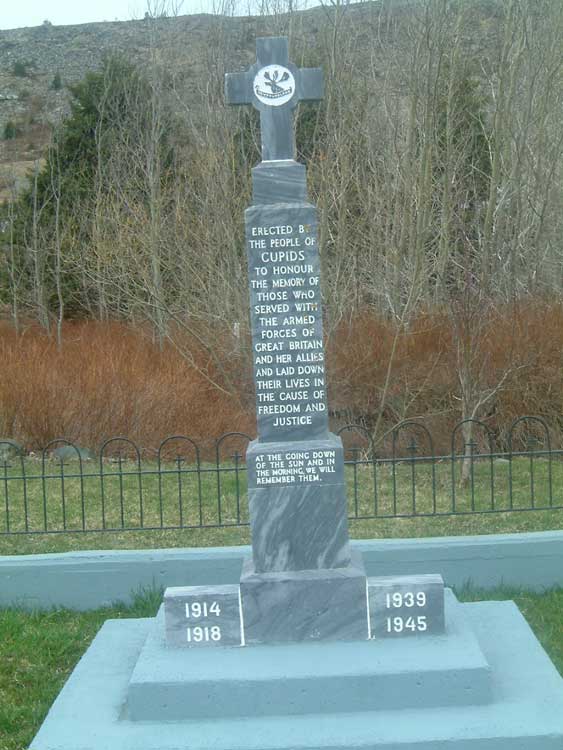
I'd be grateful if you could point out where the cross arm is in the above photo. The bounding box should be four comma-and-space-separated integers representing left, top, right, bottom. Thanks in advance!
297, 68, 324, 102
225, 71, 253, 106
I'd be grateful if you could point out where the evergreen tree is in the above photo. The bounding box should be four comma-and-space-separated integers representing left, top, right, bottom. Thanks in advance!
51, 72, 62, 90
3, 121, 18, 140
2, 55, 174, 321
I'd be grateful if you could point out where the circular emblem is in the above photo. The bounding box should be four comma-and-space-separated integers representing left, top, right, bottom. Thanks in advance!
253, 65, 296, 107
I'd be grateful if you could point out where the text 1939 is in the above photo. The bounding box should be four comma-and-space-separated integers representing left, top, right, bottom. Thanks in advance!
385, 591, 426, 608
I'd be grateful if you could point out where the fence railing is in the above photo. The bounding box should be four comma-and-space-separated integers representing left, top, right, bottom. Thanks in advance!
1, 417, 562, 536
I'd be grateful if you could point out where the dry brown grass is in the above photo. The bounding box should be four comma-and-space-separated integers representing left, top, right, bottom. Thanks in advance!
0, 320, 254, 452
0, 301, 562, 454
328, 300, 563, 454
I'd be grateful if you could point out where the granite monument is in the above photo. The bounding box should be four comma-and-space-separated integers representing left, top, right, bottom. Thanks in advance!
163, 35, 444, 646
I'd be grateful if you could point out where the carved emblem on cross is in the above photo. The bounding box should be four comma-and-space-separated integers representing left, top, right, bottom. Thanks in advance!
225, 37, 323, 162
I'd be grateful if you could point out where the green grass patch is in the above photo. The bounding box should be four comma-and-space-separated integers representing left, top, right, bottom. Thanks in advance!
458, 585, 563, 676
0, 587, 561, 750
0, 590, 160, 750
0, 455, 562, 555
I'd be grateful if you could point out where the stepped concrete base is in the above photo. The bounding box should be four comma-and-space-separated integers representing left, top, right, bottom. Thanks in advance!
31, 597, 563, 749
128, 591, 489, 721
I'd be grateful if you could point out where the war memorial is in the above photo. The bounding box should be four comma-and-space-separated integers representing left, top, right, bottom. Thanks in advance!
30, 37, 563, 750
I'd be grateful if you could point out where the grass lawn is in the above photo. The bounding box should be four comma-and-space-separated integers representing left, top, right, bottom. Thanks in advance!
0, 455, 562, 555
0, 586, 562, 750
1, 454, 562, 749
0, 590, 162, 750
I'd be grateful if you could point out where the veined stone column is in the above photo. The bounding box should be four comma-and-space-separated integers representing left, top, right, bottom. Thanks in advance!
226, 37, 368, 643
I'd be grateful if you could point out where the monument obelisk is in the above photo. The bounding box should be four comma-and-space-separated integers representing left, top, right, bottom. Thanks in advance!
164, 36, 443, 648
226, 37, 369, 643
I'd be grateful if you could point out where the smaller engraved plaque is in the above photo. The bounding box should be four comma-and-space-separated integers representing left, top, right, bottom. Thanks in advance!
164, 584, 243, 648
368, 574, 445, 639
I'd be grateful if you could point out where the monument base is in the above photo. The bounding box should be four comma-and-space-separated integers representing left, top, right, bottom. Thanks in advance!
31, 592, 563, 750
246, 434, 352, 574
129, 591, 486, 721
240, 549, 368, 644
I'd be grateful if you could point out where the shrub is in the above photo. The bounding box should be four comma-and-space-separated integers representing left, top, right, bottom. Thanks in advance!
0, 320, 252, 451
12, 61, 28, 77
3, 120, 19, 140
0, 303, 562, 454
51, 72, 62, 90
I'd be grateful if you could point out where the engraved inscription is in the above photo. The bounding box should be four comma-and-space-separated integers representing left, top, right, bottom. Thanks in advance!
385, 615, 428, 634
187, 624, 222, 643
254, 448, 336, 486
368, 575, 445, 639
185, 600, 223, 642
247, 206, 328, 440
185, 601, 222, 618
164, 585, 243, 648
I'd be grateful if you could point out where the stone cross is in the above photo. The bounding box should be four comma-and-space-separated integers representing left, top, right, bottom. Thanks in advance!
224, 37, 356, 599
225, 36, 323, 161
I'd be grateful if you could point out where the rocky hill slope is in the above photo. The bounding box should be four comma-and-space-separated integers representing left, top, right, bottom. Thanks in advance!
0, 0, 490, 202
0, 7, 324, 199
0, 1, 396, 193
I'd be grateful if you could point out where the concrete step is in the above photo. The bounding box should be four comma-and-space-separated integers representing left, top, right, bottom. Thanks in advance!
128, 590, 490, 721
31, 599, 563, 750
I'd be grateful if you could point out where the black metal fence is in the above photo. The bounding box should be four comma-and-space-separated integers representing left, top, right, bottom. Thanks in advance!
1, 417, 562, 536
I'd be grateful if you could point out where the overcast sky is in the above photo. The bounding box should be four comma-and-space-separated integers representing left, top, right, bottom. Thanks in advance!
0, 0, 237, 30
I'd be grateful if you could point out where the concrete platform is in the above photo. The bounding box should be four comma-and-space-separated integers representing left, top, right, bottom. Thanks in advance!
30, 599, 563, 749
128, 591, 490, 720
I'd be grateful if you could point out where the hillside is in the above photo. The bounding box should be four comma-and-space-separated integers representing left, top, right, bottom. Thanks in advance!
0, 13, 244, 123
0, 13, 226, 197
0, 3, 377, 200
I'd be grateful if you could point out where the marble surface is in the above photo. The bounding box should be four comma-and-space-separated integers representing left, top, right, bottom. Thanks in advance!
164, 584, 242, 648
240, 550, 368, 644
252, 161, 307, 205
246, 435, 350, 573
368, 574, 445, 638
248, 483, 351, 573
245, 203, 328, 443
228, 37, 362, 645
225, 37, 323, 162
